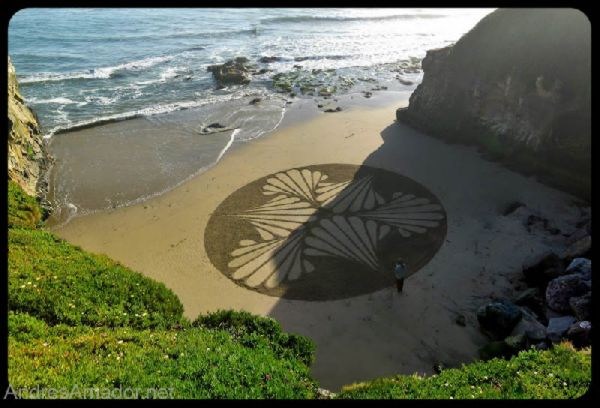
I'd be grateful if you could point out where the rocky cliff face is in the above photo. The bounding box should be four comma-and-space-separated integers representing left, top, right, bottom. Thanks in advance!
397, 9, 591, 200
8, 58, 50, 199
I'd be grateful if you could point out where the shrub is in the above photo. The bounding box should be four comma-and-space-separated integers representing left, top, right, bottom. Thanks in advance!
194, 310, 315, 366
8, 227, 185, 329
336, 343, 590, 399
8, 312, 318, 399
8, 180, 44, 228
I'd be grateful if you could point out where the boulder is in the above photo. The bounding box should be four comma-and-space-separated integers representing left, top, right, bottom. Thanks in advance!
522, 253, 566, 287
565, 320, 591, 348
479, 341, 515, 361
477, 299, 522, 339
259, 56, 281, 63
545, 274, 589, 313
546, 316, 577, 343
504, 333, 527, 351
207, 57, 254, 88
565, 258, 591, 280
569, 292, 591, 321
510, 307, 547, 342
561, 236, 592, 259
454, 314, 466, 327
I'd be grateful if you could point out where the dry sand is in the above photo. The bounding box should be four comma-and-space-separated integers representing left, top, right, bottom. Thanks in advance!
51, 99, 585, 391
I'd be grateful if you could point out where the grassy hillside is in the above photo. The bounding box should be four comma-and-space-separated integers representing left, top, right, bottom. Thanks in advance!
7, 181, 590, 399
337, 343, 590, 399
7, 181, 318, 399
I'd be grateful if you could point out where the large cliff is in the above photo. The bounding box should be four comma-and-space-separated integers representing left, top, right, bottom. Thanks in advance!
8, 57, 50, 199
397, 9, 591, 200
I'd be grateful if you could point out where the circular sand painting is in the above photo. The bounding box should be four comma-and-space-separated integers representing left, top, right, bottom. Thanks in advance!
205, 164, 447, 300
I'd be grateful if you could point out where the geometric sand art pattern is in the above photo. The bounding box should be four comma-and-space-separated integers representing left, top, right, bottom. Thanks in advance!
204, 164, 447, 300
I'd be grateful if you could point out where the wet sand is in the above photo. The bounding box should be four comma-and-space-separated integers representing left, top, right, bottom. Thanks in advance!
50, 97, 584, 391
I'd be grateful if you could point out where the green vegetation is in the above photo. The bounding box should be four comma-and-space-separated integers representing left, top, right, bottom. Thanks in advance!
194, 309, 315, 366
7, 181, 591, 399
8, 180, 44, 228
337, 343, 590, 399
8, 181, 318, 399
9, 312, 316, 399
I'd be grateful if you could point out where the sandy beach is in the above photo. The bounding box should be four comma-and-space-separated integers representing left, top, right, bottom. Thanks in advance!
50, 98, 585, 391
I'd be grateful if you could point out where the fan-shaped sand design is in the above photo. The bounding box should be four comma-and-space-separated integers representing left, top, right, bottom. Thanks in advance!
205, 164, 447, 297
227, 230, 314, 289
305, 216, 391, 271
358, 192, 445, 237
262, 168, 330, 204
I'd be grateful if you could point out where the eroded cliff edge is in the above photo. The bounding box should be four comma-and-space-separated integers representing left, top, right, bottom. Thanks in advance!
397, 9, 591, 200
8, 57, 50, 200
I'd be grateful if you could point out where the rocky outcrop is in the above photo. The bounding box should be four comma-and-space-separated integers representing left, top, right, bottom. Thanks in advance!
207, 57, 255, 88
396, 9, 591, 200
8, 57, 50, 199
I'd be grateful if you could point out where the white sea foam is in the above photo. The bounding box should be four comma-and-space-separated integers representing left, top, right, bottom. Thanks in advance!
19, 55, 174, 84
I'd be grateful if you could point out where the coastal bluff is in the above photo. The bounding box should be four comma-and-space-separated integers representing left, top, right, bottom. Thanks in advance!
8, 58, 49, 198
397, 9, 591, 200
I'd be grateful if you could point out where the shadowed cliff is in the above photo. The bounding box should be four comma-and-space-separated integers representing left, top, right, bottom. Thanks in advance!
397, 8, 591, 200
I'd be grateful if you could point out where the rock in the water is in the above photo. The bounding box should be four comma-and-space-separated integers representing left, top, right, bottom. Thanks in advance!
207, 57, 254, 88
522, 253, 566, 287
259, 56, 281, 63
395, 9, 591, 200
249, 97, 262, 105
397, 77, 414, 85
569, 292, 591, 321
562, 236, 592, 259
455, 314, 466, 327
546, 316, 577, 343
477, 299, 523, 339
565, 320, 591, 348
324, 106, 342, 113
545, 274, 589, 313
479, 341, 515, 361
565, 258, 591, 280
510, 307, 547, 342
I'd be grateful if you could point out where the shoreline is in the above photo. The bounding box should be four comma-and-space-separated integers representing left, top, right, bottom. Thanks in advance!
49, 97, 585, 390
44, 90, 412, 228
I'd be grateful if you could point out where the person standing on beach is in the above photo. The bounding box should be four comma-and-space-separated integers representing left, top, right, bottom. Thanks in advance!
394, 259, 407, 293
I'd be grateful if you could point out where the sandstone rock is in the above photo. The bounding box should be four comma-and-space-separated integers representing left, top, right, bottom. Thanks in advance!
569, 292, 591, 321
546, 316, 576, 343
565, 258, 591, 280
8, 58, 50, 199
395, 9, 591, 200
545, 274, 589, 313
565, 320, 591, 348
477, 299, 522, 339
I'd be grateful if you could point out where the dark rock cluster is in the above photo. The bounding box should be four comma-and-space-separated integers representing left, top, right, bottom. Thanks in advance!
477, 243, 591, 360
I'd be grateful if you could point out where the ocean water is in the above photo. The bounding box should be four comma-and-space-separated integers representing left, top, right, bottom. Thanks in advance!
9, 8, 494, 137
9, 8, 494, 224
